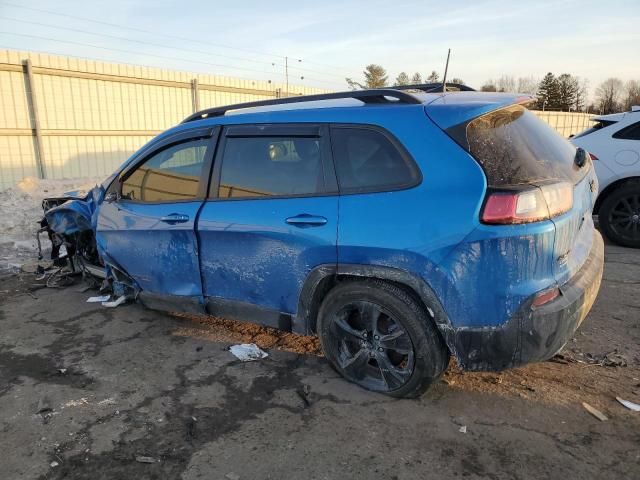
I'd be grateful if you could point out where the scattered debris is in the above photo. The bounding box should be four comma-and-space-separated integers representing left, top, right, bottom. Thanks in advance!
57, 368, 67, 375
37, 398, 52, 415
50, 461, 59, 468
228, 343, 268, 362
225, 473, 240, 480
97, 398, 116, 406
459, 425, 467, 434
616, 396, 640, 412
102, 295, 127, 308
297, 384, 311, 407
135, 456, 158, 464
582, 402, 608, 421
64, 398, 89, 408
86, 295, 110, 303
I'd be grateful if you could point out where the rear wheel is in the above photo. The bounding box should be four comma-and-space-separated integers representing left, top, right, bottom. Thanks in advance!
599, 181, 640, 248
317, 280, 448, 398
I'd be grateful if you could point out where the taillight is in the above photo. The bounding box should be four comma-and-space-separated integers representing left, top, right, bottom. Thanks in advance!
481, 182, 573, 224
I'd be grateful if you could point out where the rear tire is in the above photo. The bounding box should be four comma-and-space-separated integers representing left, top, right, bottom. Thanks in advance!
599, 181, 640, 248
317, 279, 449, 398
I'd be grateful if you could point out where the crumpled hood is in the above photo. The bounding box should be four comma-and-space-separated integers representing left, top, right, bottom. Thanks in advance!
44, 185, 104, 236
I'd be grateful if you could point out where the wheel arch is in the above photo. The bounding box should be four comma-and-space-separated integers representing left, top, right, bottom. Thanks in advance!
295, 264, 454, 339
594, 175, 640, 214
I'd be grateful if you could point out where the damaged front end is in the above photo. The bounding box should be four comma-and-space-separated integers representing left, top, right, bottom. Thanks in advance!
39, 186, 138, 301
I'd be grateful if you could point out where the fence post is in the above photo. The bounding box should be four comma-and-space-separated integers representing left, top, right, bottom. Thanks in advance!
22, 59, 46, 179
191, 78, 200, 113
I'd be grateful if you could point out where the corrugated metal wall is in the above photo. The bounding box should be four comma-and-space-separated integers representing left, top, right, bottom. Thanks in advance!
0, 49, 597, 191
0, 49, 329, 191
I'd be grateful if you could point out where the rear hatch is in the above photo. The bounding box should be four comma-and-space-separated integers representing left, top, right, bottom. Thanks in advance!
428, 99, 597, 284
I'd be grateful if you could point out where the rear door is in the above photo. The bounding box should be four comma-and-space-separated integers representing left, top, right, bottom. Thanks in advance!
97, 128, 217, 307
197, 124, 338, 327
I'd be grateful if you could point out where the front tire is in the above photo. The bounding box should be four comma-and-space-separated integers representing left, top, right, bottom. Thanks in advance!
599, 181, 640, 248
317, 280, 449, 398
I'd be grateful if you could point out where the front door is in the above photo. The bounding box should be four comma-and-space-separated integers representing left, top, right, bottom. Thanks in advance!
97, 129, 216, 307
197, 124, 338, 327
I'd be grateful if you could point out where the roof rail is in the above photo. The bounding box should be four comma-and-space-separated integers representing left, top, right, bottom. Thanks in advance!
393, 82, 475, 93
182, 88, 422, 123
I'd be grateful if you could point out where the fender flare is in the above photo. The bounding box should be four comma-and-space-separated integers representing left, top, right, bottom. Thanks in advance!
294, 263, 453, 337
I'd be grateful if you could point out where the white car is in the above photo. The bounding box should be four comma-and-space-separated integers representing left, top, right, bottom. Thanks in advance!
571, 106, 640, 248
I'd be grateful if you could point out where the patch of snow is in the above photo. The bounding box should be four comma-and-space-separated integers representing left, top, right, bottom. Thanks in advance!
0, 176, 103, 273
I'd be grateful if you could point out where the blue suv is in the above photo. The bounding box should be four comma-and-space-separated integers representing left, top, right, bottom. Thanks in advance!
43, 85, 604, 397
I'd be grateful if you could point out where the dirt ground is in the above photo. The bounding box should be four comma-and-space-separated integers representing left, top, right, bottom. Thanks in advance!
0, 242, 639, 480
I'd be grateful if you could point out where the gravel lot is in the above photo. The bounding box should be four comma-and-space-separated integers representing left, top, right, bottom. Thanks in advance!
0, 241, 639, 480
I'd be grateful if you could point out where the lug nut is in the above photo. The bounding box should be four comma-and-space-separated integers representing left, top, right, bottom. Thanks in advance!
374, 335, 379, 340
378, 347, 383, 352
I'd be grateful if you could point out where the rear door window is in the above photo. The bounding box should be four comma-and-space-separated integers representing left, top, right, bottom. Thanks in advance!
461, 105, 584, 187
330, 126, 420, 193
216, 135, 325, 198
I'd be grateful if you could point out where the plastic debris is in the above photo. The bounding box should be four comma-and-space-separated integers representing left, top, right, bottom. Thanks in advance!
582, 402, 607, 421
86, 295, 110, 303
459, 425, 467, 433
616, 396, 640, 412
50, 461, 59, 468
228, 343, 268, 362
102, 295, 127, 308
135, 456, 158, 464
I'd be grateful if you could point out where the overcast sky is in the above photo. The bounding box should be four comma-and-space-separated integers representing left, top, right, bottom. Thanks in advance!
0, 0, 638, 96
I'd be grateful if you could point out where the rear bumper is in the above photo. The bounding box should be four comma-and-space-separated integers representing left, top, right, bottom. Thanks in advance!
448, 231, 604, 371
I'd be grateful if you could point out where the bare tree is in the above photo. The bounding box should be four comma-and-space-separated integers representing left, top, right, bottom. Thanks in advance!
426, 71, 439, 82
496, 75, 516, 92
481, 80, 497, 92
394, 72, 410, 86
516, 76, 538, 95
623, 80, 640, 111
411, 72, 423, 84
595, 78, 624, 114
450, 77, 465, 85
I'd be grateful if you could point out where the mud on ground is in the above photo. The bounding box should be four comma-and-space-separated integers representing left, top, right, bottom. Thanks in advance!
0, 241, 639, 479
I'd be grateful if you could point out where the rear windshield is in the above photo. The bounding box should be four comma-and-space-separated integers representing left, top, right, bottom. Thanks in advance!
463, 105, 584, 187
572, 120, 617, 139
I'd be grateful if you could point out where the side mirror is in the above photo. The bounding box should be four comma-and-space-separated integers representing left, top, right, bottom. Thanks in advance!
104, 191, 119, 203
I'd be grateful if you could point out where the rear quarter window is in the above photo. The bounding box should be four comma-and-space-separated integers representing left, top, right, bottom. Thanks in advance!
461, 105, 584, 187
612, 121, 640, 140
330, 126, 420, 193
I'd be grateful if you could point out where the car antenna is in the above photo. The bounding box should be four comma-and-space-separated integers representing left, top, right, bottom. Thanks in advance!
441, 48, 451, 93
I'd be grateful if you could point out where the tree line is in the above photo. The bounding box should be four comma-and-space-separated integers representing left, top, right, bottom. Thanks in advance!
346, 65, 640, 114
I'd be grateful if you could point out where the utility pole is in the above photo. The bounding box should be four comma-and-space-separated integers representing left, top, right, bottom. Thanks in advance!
285, 56, 289, 97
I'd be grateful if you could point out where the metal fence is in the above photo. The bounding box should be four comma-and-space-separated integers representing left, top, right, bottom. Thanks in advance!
0, 49, 597, 191
0, 49, 329, 191
531, 111, 595, 138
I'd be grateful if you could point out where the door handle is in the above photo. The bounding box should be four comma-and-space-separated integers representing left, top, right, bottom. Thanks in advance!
285, 214, 328, 227
160, 213, 190, 224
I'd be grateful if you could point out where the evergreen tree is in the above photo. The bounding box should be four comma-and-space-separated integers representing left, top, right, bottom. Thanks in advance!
394, 72, 410, 86
557, 73, 580, 111
537, 73, 560, 110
